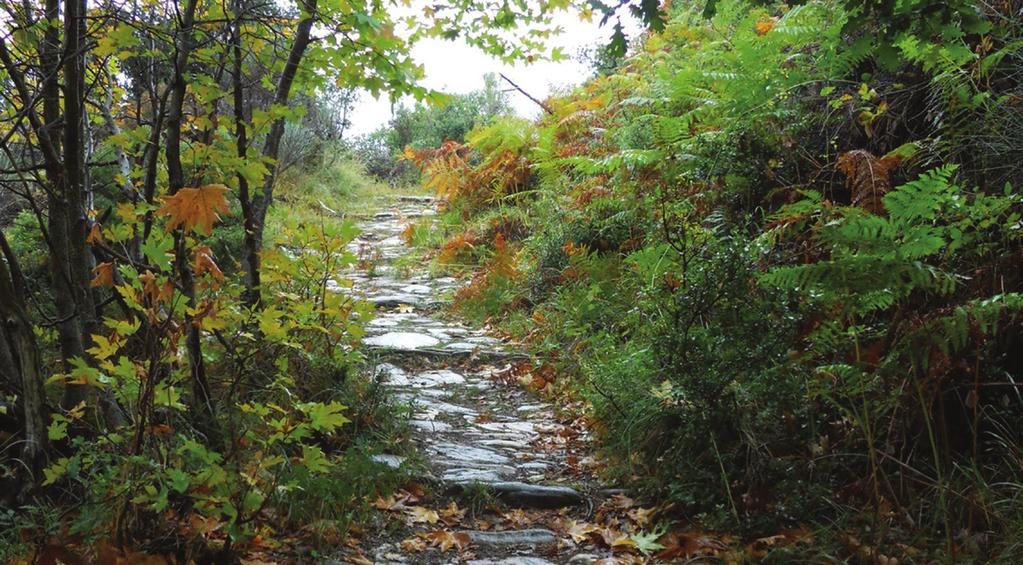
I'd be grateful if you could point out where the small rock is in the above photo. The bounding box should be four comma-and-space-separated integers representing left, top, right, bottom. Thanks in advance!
566, 554, 601, 565
464, 529, 558, 547
370, 454, 405, 469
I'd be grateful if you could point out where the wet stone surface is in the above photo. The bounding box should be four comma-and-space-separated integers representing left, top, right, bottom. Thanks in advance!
340, 198, 603, 564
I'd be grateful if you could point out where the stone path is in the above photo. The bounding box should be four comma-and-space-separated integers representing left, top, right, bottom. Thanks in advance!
338, 197, 612, 564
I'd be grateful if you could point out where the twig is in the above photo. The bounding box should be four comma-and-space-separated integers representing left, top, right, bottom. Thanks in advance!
499, 73, 554, 115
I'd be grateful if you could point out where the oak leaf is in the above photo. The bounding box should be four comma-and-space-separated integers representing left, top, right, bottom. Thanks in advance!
157, 184, 231, 234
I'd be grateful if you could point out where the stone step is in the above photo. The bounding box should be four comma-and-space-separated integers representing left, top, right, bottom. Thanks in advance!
464, 528, 558, 547
448, 481, 585, 510
397, 195, 436, 203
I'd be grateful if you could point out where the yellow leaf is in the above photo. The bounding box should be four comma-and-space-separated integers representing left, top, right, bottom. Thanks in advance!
156, 184, 231, 234
406, 506, 439, 524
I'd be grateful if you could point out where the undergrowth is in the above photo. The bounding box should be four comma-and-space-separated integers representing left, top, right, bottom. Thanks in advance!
405, 0, 1023, 560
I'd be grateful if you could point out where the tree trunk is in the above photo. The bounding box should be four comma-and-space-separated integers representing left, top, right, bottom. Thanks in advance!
231, 2, 260, 307
243, 0, 318, 305
165, 0, 222, 447
0, 231, 48, 472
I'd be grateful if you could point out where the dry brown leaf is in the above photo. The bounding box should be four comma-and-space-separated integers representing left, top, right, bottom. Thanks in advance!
627, 507, 656, 528
564, 520, 600, 544
86, 223, 103, 245
422, 530, 472, 552
601, 527, 638, 552
193, 245, 224, 282
400, 537, 427, 552
438, 501, 466, 526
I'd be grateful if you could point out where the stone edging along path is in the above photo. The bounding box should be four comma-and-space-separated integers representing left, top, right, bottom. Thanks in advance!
333, 196, 620, 565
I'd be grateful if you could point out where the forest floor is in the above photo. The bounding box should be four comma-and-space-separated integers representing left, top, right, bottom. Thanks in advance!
330, 196, 648, 565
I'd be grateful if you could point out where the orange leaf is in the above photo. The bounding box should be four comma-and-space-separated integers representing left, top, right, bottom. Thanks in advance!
91, 262, 115, 288
86, 223, 103, 245
193, 245, 224, 282
157, 184, 231, 234
755, 18, 776, 36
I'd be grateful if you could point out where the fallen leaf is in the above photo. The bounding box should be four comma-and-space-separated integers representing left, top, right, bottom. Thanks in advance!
422, 530, 471, 552
564, 520, 599, 544
627, 506, 656, 527
400, 537, 427, 552
406, 506, 439, 524
438, 501, 466, 526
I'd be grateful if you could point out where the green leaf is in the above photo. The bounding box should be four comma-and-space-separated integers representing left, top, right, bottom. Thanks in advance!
301, 444, 331, 474
300, 401, 350, 433
42, 457, 71, 486
167, 468, 190, 493
141, 232, 174, 272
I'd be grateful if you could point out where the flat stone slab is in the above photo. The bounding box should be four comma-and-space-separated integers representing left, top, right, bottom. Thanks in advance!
430, 442, 509, 465
408, 369, 465, 387
363, 331, 440, 350
464, 529, 558, 547
441, 467, 514, 483
468, 558, 557, 565
479, 482, 584, 509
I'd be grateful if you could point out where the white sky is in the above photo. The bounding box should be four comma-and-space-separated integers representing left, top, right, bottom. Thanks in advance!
347, 8, 626, 136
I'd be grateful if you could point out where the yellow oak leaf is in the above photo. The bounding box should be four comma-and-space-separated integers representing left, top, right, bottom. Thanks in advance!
157, 184, 231, 234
